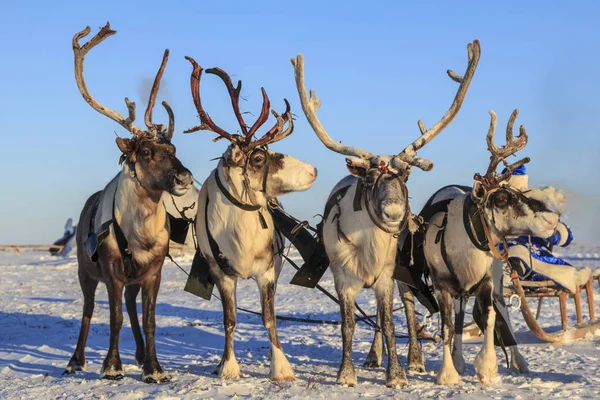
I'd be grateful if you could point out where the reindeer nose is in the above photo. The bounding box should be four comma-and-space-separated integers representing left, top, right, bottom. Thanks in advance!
381, 203, 402, 222
309, 167, 318, 181
173, 169, 193, 187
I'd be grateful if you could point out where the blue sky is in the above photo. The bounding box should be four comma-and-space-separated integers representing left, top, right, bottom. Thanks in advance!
1, 1, 599, 244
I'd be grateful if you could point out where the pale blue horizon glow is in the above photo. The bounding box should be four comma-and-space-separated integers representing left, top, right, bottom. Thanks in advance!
1, 1, 599, 244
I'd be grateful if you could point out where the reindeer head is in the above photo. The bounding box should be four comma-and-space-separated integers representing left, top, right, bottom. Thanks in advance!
73, 23, 193, 198
184, 57, 316, 200
292, 40, 480, 230
471, 110, 562, 239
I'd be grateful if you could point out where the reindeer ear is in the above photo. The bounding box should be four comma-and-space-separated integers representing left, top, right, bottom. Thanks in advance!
224, 143, 245, 167
116, 137, 131, 154
472, 181, 486, 202
345, 157, 368, 177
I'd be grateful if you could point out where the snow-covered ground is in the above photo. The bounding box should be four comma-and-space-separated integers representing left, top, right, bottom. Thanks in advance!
1, 243, 600, 399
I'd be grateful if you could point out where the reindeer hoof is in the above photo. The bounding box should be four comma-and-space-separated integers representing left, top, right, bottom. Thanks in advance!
271, 375, 295, 382
436, 367, 462, 385
143, 373, 171, 384
64, 356, 86, 374
101, 364, 124, 381
215, 358, 241, 379
102, 372, 124, 381
408, 363, 426, 373
362, 360, 381, 369
337, 365, 357, 387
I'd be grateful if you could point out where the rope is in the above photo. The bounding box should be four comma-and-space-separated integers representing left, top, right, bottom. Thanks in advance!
166, 253, 434, 341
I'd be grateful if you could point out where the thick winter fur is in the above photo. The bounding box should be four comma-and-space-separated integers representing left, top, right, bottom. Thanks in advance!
425, 184, 563, 385
196, 143, 316, 381
64, 139, 193, 383
324, 157, 418, 388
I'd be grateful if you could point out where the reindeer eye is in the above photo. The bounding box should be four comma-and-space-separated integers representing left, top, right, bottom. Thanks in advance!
140, 148, 152, 158
252, 153, 265, 164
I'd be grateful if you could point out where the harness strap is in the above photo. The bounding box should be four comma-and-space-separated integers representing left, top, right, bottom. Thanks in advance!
439, 211, 485, 299
214, 170, 267, 229
463, 195, 491, 252
353, 180, 363, 212
204, 193, 238, 277
480, 213, 509, 261
112, 196, 137, 280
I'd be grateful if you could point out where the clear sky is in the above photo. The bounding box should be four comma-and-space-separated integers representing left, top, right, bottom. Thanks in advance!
1, 1, 599, 244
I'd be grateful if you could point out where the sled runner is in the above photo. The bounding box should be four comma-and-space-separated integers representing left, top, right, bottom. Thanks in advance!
508, 270, 599, 343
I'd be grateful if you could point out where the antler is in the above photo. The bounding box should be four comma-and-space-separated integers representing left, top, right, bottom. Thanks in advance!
252, 99, 294, 147
393, 39, 481, 171
205, 67, 249, 137
144, 49, 174, 139
73, 23, 172, 140
291, 54, 374, 159
73, 23, 143, 136
183, 56, 235, 141
185, 57, 293, 148
474, 109, 530, 189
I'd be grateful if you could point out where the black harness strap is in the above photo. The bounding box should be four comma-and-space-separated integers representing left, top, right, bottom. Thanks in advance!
463, 195, 490, 252
112, 196, 137, 280
353, 180, 363, 212
204, 193, 238, 277
214, 170, 268, 229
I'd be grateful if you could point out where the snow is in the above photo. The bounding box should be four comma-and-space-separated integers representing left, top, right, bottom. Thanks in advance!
1, 243, 600, 399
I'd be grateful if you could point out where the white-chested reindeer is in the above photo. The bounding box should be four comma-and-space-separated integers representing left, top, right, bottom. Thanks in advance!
422, 109, 565, 385
184, 57, 317, 381
291, 40, 480, 388
64, 24, 193, 383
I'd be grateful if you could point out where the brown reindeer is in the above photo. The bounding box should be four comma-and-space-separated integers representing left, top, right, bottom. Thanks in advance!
64, 23, 193, 383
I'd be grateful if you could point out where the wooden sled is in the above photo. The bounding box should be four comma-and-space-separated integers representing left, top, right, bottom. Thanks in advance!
508, 270, 600, 343
463, 270, 600, 343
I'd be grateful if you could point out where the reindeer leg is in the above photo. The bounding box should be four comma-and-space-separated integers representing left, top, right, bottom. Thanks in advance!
214, 274, 240, 379
257, 268, 294, 382
399, 281, 426, 372
493, 267, 528, 374
125, 284, 145, 367
101, 277, 125, 380
65, 270, 98, 374
363, 309, 384, 368
473, 277, 499, 384
451, 296, 467, 374
140, 273, 170, 383
376, 278, 407, 388
336, 284, 359, 386
436, 290, 461, 385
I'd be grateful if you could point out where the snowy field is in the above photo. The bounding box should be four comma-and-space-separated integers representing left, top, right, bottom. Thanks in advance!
1, 243, 600, 399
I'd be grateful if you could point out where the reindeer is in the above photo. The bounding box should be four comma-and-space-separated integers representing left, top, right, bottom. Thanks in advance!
184, 56, 317, 381
291, 40, 480, 387
64, 24, 193, 383
421, 109, 565, 385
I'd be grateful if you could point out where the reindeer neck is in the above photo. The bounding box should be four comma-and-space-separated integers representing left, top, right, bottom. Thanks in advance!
446, 194, 503, 255
114, 167, 167, 244
217, 160, 267, 208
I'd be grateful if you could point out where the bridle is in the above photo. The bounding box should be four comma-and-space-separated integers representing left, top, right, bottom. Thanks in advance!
361, 162, 412, 237
221, 143, 272, 208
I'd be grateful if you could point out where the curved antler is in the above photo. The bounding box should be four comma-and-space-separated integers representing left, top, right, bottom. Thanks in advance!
474, 109, 530, 189
393, 39, 481, 171
73, 22, 144, 136
162, 101, 175, 140
252, 99, 294, 147
144, 49, 170, 138
206, 67, 249, 137
245, 88, 271, 145
291, 54, 374, 159
183, 56, 235, 142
